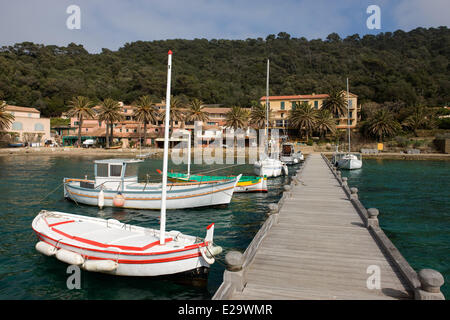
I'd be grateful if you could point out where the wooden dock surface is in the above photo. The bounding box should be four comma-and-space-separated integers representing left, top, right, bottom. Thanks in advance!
228, 154, 412, 300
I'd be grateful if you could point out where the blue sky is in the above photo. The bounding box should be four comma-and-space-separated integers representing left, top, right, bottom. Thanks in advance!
0, 0, 449, 53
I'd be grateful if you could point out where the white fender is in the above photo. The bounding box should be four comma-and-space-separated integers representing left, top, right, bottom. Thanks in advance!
98, 189, 105, 209
200, 246, 215, 265
82, 260, 118, 272
35, 241, 57, 256
56, 249, 84, 265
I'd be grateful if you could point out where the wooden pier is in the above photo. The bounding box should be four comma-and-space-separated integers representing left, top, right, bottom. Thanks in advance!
213, 153, 445, 300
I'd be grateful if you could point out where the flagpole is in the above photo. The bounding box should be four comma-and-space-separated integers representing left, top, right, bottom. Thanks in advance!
160, 50, 172, 245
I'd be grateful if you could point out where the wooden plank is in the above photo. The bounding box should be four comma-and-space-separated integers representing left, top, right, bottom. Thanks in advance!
217, 154, 413, 300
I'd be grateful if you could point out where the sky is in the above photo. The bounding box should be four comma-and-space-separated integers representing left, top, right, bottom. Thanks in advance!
0, 0, 449, 53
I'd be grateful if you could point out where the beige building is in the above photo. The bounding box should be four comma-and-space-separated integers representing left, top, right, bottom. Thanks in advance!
4, 105, 51, 145
259, 92, 359, 130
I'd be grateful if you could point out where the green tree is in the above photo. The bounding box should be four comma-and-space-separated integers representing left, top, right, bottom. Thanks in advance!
362, 109, 401, 141
289, 102, 318, 141
133, 95, 159, 146
315, 109, 336, 137
402, 106, 436, 136
225, 106, 248, 130
66, 96, 95, 147
185, 98, 210, 123
98, 98, 123, 148
0, 100, 15, 131
322, 90, 347, 118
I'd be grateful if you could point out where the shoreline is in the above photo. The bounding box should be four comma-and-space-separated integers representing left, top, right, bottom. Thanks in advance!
1, 147, 449, 161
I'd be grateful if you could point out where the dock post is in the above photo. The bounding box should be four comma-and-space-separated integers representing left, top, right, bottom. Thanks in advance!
341, 177, 348, 187
367, 208, 379, 228
283, 184, 292, 198
350, 187, 358, 200
415, 269, 445, 300
223, 251, 246, 292
267, 203, 280, 223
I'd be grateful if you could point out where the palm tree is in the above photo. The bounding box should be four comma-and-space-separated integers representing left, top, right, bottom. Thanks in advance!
288, 101, 318, 141
133, 95, 159, 147
160, 95, 185, 133
249, 103, 270, 129
315, 109, 336, 137
322, 90, 347, 118
66, 96, 95, 147
402, 106, 433, 137
363, 108, 401, 142
98, 98, 124, 148
0, 100, 15, 131
225, 106, 249, 130
186, 98, 210, 124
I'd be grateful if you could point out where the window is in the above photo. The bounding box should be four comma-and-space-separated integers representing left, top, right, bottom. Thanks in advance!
348, 99, 353, 107
349, 111, 353, 118
74, 121, 80, 126
123, 109, 128, 113
124, 164, 138, 177
28, 113, 32, 117
280, 101, 285, 110
126, 116, 131, 120
207, 122, 216, 125
281, 113, 284, 118
110, 165, 122, 177
314, 101, 319, 109
85, 128, 88, 132
276, 120, 284, 127
12, 122, 22, 130
291, 102, 296, 109
97, 164, 108, 177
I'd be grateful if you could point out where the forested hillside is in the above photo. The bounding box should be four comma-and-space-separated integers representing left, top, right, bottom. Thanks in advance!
0, 27, 448, 117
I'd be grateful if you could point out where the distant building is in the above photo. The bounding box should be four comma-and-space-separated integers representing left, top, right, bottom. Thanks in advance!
63, 101, 234, 147
259, 92, 359, 131
3, 105, 51, 145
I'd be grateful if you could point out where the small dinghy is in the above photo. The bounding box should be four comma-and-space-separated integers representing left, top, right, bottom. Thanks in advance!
32, 210, 222, 276
280, 142, 304, 165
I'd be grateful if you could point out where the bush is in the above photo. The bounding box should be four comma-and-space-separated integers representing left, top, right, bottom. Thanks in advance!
306, 139, 313, 146
394, 136, 410, 148
438, 118, 450, 129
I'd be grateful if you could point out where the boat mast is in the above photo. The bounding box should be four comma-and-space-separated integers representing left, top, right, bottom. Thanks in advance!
265, 59, 269, 157
160, 50, 172, 245
187, 130, 191, 178
347, 78, 350, 154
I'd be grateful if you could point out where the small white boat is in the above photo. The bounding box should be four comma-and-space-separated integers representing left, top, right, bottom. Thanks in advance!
280, 142, 304, 165
64, 159, 241, 210
32, 210, 222, 276
336, 78, 362, 171
337, 153, 362, 170
253, 59, 288, 178
254, 157, 288, 177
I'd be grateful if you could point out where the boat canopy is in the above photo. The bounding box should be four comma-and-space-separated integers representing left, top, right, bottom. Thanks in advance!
94, 159, 143, 180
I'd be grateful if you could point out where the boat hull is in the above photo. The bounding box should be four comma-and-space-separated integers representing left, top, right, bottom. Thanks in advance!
167, 174, 268, 193
32, 211, 213, 277
64, 178, 239, 209
337, 158, 362, 170
253, 159, 287, 177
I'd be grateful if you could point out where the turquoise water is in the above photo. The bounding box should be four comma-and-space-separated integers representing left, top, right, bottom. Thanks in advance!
1, 156, 448, 299
341, 159, 450, 298
0, 155, 294, 299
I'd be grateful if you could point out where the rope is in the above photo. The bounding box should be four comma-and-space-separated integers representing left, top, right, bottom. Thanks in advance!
39, 182, 64, 203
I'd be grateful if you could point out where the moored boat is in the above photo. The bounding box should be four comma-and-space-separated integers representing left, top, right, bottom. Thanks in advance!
63, 159, 241, 209
32, 210, 221, 276
280, 142, 304, 165
166, 172, 268, 193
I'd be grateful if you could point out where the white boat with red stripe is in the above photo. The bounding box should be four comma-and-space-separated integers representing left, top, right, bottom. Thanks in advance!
32, 210, 222, 276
